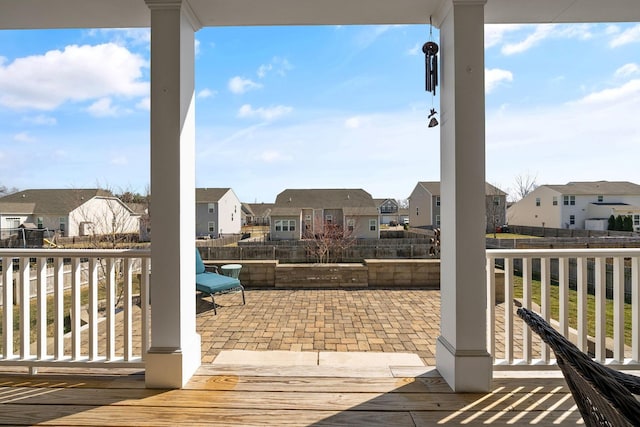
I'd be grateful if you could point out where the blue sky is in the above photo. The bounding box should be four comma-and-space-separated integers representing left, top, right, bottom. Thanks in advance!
1, 23, 640, 202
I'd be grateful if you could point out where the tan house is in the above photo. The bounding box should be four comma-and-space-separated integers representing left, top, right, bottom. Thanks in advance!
508, 181, 640, 231
0, 188, 140, 238
409, 181, 507, 232
270, 189, 380, 240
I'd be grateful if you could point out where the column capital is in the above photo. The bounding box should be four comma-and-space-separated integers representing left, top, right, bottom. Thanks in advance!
433, 0, 486, 27
145, 0, 202, 31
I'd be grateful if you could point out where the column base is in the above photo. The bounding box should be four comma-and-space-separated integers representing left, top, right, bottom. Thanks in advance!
145, 333, 201, 389
436, 335, 492, 392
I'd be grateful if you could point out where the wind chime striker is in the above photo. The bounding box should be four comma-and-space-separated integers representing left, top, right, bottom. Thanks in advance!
423, 17, 439, 127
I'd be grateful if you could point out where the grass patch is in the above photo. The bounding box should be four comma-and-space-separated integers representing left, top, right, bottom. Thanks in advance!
512, 275, 633, 346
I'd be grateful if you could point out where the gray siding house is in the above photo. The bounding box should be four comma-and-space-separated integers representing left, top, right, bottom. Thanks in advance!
195, 188, 242, 238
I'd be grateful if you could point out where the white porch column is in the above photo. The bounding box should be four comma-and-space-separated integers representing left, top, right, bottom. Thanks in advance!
145, 0, 202, 388
435, 0, 492, 392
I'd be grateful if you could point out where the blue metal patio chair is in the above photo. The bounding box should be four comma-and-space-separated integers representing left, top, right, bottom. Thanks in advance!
195, 248, 245, 314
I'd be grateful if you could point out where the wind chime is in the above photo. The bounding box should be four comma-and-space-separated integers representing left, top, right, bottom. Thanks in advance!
423, 17, 439, 128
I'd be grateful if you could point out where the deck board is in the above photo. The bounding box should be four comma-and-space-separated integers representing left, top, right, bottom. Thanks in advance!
0, 369, 583, 426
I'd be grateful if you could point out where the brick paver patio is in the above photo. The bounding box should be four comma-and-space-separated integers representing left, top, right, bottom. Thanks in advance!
196, 288, 441, 365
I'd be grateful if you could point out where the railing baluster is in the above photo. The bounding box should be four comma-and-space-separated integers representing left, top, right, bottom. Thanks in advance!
54, 257, 65, 359
19, 257, 30, 359
504, 258, 513, 364
595, 256, 606, 363
89, 257, 99, 360
3, 256, 14, 359
577, 257, 588, 352
486, 256, 495, 360
613, 256, 625, 363
123, 258, 133, 361
540, 257, 550, 363
36, 257, 47, 360
522, 256, 532, 363
632, 256, 639, 363
141, 257, 151, 359
106, 257, 116, 361
558, 257, 568, 337
71, 257, 82, 360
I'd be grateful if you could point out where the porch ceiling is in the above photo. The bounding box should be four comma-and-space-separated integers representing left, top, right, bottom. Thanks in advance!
1, 0, 639, 30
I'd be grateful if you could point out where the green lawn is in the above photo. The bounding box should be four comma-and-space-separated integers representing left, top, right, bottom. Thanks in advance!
511, 275, 633, 346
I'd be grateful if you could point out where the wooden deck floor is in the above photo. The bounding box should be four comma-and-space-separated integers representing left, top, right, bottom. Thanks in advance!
0, 366, 585, 426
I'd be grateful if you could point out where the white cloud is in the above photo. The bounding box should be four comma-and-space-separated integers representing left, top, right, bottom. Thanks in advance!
610, 24, 640, 48
237, 104, 293, 121
111, 155, 128, 165
353, 25, 397, 49
492, 24, 593, 55
485, 68, 513, 93
87, 97, 119, 117
257, 57, 292, 78
197, 88, 216, 99
228, 76, 262, 94
614, 63, 640, 79
14, 132, 35, 142
136, 97, 150, 111
485, 24, 524, 48
344, 116, 369, 129
259, 150, 292, 163
23, 114, 57, 125
195, 39, 201, 56
571, 79, 640, 106
0, 43, 148, 111
88, 28, 151, 47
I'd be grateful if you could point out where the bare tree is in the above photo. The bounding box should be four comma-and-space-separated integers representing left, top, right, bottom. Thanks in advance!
511, 172, 538, 202
303, 221, 356, 263
396, 198, 409, 209
0, 185, 18, 196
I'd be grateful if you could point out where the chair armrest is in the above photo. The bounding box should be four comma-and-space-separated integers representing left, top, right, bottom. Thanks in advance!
204, 265, 219, 274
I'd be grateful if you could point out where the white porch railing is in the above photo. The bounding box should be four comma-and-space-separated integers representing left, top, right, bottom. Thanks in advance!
487, 248, 640, 370
0, 249, 150, 372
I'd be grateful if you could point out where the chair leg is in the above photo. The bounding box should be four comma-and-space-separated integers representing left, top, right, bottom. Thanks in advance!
211, 294, 217, 315
241, 287, 245, 305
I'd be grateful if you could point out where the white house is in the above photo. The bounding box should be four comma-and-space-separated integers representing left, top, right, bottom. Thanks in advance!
195, 188, 242, 238
508, 181, 640, 231
0, 189, 140, 238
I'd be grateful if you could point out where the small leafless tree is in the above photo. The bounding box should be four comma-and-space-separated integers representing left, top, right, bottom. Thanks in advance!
396, 198, 409, 209
511, 172, 538, 202
303, 221, 356, 263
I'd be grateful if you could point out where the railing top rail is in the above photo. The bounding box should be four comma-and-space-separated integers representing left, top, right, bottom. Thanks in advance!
0, 248, 151, 258
487, 248, 640, 258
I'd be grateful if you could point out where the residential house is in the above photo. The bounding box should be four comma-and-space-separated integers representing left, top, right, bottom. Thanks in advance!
374, 198, 408, 225
195, 188, 241, 238
0, 189, 140, 238
243, 202, 274, 226
270, 189, 380, 240
409, 181, 507, 232
508, 181, 640, 231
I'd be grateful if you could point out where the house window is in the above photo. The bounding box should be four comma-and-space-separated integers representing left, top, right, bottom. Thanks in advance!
59, 217, 66, 234
416, 208, 419, 216
436, 215, 441, 227
208, 203, 215, 213
569, 215, 575, 225
275, 220, 295, 232
231, 213, 234, 221
369, 219, 376, 231
552, 196, 558, 206
6, 217, 20, 230
535, 198, 541, 207
37, 217, 43, 229
563, 195, 575, 206
325, 214, 333, 224
597, 195, 604, 202
436, 196, 440, 207
493, 197, 500, 206
634, 215, 640, 226
347, 219, 355, 231
208, 222, 215, 233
